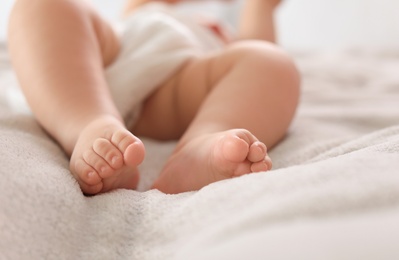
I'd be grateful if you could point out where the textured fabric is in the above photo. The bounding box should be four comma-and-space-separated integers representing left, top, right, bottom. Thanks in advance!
1, 42, 399, 259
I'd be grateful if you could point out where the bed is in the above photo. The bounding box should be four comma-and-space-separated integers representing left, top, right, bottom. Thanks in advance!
1, 37, 399, 259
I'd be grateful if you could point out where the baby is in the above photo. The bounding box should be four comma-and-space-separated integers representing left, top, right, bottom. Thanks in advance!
8, 0, 300, 194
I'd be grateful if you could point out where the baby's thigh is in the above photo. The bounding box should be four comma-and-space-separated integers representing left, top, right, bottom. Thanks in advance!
131, 55, 216, 140
133, 41, 284, 139
132, 50, 232, 140
173, 41, 299, 121
174, 40, 291, 108
171, 54, 229, 130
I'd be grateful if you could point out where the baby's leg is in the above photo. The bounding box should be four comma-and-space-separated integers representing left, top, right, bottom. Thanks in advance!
8, 0, 144, 194
123, 0, 182, 17
134, 41, 300, 194
238, 0, 282, 42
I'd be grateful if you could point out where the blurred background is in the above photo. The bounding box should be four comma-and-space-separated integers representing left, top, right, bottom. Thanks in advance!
1, 0, 398, 51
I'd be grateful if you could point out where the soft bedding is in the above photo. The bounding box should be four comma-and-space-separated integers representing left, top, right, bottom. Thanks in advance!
1, 41, 399, 259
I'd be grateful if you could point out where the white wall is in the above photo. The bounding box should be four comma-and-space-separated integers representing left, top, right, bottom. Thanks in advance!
277, 0, 399, 50
1, 0, 399, 50
0, 0, 13, 40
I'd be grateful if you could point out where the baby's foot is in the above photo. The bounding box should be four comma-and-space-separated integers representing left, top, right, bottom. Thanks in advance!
70, 116, 145, 195
152, 129, 272, 194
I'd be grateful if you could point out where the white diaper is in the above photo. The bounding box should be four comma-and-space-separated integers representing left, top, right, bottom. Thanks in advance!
105, 3, 224, 128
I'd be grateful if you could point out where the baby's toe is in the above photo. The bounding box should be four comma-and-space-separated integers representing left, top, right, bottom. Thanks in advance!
80, 182, 104, 196
221, 135, 249, 162
247, 141, 267, 162
250, 160, 270, 173
111, 130, 145, 166
265, 155, 273, 170
83, 149, 114, 179
124, 141, 145, 166
93, 138, 124, 169
111, 130, 138, 152
72, 158, 102, 186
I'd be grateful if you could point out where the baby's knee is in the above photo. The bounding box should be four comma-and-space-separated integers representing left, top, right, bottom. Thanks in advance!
232, 41, 300, 96
227, 41, 301, 120
234, 41, 298, 76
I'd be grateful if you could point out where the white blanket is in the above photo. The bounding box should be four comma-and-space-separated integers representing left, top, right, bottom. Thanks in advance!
1, 41, 399, 259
